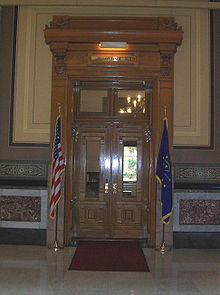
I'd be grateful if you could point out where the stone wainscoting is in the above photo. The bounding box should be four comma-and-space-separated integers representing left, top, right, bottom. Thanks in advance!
174, 163, 220, 248
0, 161, 220, 247
0, 160, 48, 245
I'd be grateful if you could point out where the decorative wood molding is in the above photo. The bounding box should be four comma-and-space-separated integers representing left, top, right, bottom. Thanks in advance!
144, 125, 152, 143
158, 18, 182, 31
50, 43, 68, 75
72, 123, 79, 142
160, 54, 172, 76
44, 16, 183, 48
48, 16, 182, 31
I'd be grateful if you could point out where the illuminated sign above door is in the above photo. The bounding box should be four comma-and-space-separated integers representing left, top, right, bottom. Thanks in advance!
89, 54, 138, 64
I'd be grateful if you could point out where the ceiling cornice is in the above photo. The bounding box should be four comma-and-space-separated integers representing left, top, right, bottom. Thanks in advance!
0, 0, 220, 10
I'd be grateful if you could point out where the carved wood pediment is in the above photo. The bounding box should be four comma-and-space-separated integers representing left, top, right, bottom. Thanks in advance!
44, 16, 183, 46
44, 16, 183, 76
47, 16, 182, 31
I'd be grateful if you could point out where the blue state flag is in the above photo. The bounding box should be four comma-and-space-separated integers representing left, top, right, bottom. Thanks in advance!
156, 118, 172, 224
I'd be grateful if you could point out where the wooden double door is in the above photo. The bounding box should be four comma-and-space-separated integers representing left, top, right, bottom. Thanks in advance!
71, 121, 150, 240
69, 81, 151, 241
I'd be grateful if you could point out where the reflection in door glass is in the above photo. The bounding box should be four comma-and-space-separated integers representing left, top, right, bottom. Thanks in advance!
123, 144, 137, 197
80, 90, 108, 113
118, 90, 145, 114
86, 141, 100, 197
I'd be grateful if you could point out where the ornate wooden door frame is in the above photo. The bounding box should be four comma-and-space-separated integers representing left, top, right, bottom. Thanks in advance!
44, 16, 183, 246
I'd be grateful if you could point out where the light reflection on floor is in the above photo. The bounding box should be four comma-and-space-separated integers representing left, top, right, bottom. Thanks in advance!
0, 245, 220, 295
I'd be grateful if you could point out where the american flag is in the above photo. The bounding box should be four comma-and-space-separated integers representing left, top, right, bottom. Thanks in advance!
49, 115, 65, 219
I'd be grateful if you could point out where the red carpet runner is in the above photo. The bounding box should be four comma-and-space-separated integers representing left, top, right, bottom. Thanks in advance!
69, 241, 149, 272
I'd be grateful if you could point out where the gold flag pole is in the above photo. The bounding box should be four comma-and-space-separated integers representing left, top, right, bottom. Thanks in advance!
155, 223, 171, 254
49, 206, 64, 251
48, 102, 64, 251
155, 105, 172, 254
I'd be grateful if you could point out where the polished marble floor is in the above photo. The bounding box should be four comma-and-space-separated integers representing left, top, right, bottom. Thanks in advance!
0, 245, 220, 295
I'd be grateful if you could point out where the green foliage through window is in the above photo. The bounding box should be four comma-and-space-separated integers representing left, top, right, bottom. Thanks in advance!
123, 146, 137, 181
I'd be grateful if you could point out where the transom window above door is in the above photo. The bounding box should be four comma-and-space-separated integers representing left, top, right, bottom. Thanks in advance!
73, 80, 152, 119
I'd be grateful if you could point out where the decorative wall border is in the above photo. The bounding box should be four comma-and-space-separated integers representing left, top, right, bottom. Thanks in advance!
0, 160, 48, 186
174, 163, 220, 183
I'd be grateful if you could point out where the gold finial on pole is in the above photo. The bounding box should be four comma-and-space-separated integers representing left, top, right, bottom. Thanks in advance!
163, 105, 167, 117
57, 102, 64, 114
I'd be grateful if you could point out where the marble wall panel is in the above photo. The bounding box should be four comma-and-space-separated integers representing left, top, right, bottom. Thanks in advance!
173, 192, 220, 232
0, 195, 41, 222
179, 199, 220, 225
0, 189, 48, 229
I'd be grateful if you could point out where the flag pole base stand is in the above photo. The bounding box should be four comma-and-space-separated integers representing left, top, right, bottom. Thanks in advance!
155, 242, 171, 254
48, 240, 64, 252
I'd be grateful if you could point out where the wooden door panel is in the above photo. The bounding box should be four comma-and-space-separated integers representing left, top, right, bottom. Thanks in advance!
114, 204, 142, 224
112, 203, 143, 238
111, 125, 148, 239
72, 123, 148, 239
77, 203, 107, 237
79, 203, 106, 224
72, 124, 111, 238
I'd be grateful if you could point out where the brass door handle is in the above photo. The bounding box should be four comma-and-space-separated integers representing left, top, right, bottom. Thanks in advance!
104, 179, 109, 194
70, 196, 77, 207
113, 183, 117, 194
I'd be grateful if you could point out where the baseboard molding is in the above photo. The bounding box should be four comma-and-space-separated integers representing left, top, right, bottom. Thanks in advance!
0, 228, 46, 245
173, 232, 220, 248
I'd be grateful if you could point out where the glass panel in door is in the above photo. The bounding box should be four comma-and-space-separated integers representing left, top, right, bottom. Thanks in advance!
86, 140, 100, 197
123, 142, 137, 197
118, 90, 146, 114
79, 89, 108, 114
